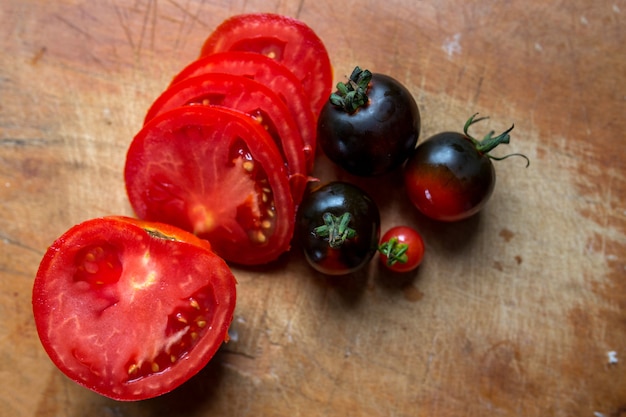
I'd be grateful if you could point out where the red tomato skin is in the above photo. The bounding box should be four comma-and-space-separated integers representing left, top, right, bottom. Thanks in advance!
125, 105, 295, 265
169, 51, 317, 172
143, 72, 307, 203
404, 132, 496, 221
32, 216, 237, 401
379, 226, 425, 273
199, 13, 333, 117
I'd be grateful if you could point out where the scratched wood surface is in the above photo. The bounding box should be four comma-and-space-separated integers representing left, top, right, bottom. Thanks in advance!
1, 0, 625, 415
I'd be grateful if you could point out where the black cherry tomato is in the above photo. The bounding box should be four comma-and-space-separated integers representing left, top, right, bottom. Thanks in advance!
317, 67, 420, 177
404, 114, 529, 221
296, 181, 380, 275
378, 226, 425, 273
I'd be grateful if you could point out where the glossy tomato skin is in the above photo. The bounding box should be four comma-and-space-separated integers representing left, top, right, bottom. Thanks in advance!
317, 73, 420, 177
404, 132, 496, 221
169, 51, 317, 172
32, 216, 237, 401
125, 105, 295, 265
200, 13, 333, 117
378, 226, 425, 273
296, 182, 380, 275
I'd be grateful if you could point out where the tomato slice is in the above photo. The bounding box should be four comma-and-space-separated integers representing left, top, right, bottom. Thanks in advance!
169, 51, 317, 173
144, 73, 307, 202
199, 13, 333, 118
32, 216, 237, 401
126, 105, 295, 265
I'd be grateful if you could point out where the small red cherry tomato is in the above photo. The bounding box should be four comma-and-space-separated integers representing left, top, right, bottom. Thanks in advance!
378, 226, 425, 272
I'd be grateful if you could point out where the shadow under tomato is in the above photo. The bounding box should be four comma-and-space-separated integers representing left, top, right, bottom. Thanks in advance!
319, 267, 370, 305
373, 257, 424, 291
408, 206, 483, 255
138, 348, 227, 416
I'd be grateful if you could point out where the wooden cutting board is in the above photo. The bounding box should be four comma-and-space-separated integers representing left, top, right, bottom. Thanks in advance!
1, 0, 624, 415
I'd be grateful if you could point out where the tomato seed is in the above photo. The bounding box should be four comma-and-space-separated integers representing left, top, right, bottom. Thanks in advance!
243, 161, 254, 172
128, 363, 138, 375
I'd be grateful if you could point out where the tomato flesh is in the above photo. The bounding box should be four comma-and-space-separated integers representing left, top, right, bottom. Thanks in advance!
125, 106, 295, 265
144, 72, 307, 202
32, 216, 236, 401
199, 13, 333, 117
169, 51, 317, 172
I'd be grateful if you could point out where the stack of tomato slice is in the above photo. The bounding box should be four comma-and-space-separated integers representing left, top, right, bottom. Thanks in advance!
125, 13, 333, 266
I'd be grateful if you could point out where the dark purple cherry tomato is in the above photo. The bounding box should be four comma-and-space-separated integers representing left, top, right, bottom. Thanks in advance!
404, 114, 529, 222
317, 67, 420, 177
296, 181, 380, 275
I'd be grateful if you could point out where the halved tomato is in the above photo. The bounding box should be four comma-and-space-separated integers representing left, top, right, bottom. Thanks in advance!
144, 73, 307, 202
32, 216, 237, 401
169, 51, 317, 173
199, 13, 333, 118
126, 105, 295, 265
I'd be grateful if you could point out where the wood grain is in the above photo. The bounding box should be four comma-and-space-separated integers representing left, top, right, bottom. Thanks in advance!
1, 0, 624, 416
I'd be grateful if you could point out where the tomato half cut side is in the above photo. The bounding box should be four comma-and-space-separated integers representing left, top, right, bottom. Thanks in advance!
32, 216, 237, 401
144, 73, 307, 203
199, 13, 333, 117
169, 51, 317, 173
126, 105, 295, 265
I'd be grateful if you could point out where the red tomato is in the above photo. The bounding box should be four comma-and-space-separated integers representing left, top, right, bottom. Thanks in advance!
125, 105, 295, 265
199, 13, 333, 117
169, 51, 317, 172
378, 226, 425, 272
144, 72, 307, 202
32, 216, 237, 401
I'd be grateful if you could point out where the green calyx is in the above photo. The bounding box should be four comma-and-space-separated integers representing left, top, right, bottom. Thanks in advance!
313, 212, 357, 249
378, 237, 409, 266
329, 66, 372, 113
464, 113, 530, 167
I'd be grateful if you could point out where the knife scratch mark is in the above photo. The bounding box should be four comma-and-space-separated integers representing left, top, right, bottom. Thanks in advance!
294, 0, 304, 18
114, 4, 135, 52
167, 0, 210, 27
0, 233, 43, 255
55, 15, 93, 40
167, 0, 211, 49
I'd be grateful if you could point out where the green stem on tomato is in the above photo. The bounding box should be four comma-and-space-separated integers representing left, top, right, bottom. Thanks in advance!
329, 66, 372, 113
463, 113, 530, 167
378, 237, 409, 266
313, 212, 357, 249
